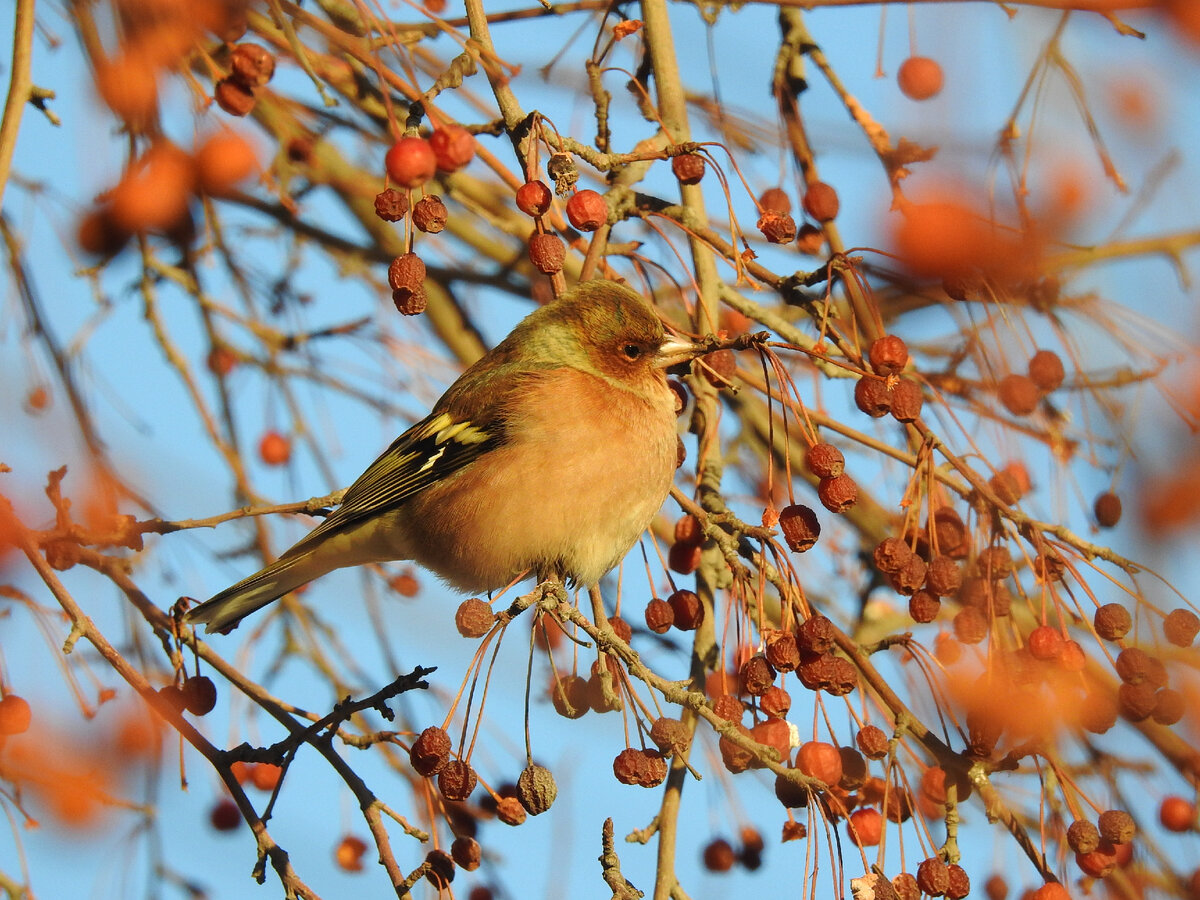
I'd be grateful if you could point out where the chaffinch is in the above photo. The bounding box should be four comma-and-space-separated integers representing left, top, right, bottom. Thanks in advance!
187, 280, 704, 633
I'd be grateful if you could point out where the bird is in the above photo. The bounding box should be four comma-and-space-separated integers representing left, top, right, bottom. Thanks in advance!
186, 280, 704, 633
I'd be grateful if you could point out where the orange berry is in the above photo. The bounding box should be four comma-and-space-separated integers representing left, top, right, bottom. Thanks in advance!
516, 181, 553, 216
109, 142, 195, 234
671, 153, 706, 185
430, 125, 475, 172
214, 77, 255, 117
898, 56, 944, 100
335, 834, 368, 872
258, 430, 291, 466
847, 807, 883, 846
251, 763, 283, 791
796, 740, 842, 785
385, 137, 437, 188
566, 189, 607, 231
194, 130, 258, 196
95, 53, 159, 123
230, 44, 276, 87
0, 695, 31, 735
802, 182, 839, 222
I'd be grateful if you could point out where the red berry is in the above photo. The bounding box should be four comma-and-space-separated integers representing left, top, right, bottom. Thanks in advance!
258, 430, 291, 466
671, 154, 706, 185
1027, 625, 1064, 661
998, 374, 1040, 416
897, 56, 944, 100
385, 137, 437, 188
429, 125, 474, 172
702, 838, 736, 872
516, 181, 552, 216
868, 334, 909, 375
528, 232, 565, 274
334, 834, 368, 872
566, 189, 607, 231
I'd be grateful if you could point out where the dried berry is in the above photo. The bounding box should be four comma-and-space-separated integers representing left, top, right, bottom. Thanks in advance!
989, 464, 1030, 505
756, 212, 797, 244
908, 590, 941, 623
527, 232, 565, 274
674, 514, 703, 545
802, 182, 839, 222
649, 717, 691, 755
1098, 809, 1135, 844
668, 540, 701, 574
393, 287, 427, 316
946, 864, 970, 900
1094, 491, 1122, 528
1028, 349, 1065, 392
740, 656, 776, 696
410, 726, 451, 776
669, 589, 704, 630
869, 334, 909, 375
641, 599, 673, 637
388, 252, 426, 292
796, 223, 824, 254
760, 684, 792, 717
1115, 647, 1153, 684
926, 556, 962, 596
765, 632, 800, 672
209, 798, 240, 831
805, 442, 845, 478
874, 537, 914, 575
424, 849, 455, 888
774, 770, 809, 808
977, 545, 1014, 578
797, 616, 836, 655
550, 673, 589, 719
374, 188, 409, 222
451, 836, 482, 871
953, 607, 988, 644
671, 153, 706, 184
856, 725, 889, 760
817, 474, 858, 513
565, 190, 606, 231
701, 349, 737, 386
430, 125, 475, 172
889, 556, 927, 596
412, 195, 447, 233
1068, 818, 1100, 853
893, 872, 921, 900
545, 153, 578, 193
712, 695, 744, 722
854, 377, 891, 417
455, 598, 493, 638
1164, 607, 1200, 647
998, 374, 1040, 417
516, 764, 557, 815
516, 180, 552, 216
1094, 603, 1132, 641
495, 795, 526, 826
438, 759, 477, 801
779, 504, 820, 552
916, 857, 950, 897
897, 56, 944, 100
838, 746, 868, 790
230, 43, 275, 87
889, 378, 924, 422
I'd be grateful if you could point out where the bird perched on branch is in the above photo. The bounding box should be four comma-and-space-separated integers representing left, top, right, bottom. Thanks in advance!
187, 280, 704, 633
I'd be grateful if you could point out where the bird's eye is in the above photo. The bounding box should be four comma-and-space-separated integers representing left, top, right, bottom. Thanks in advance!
622, 343, 643, 361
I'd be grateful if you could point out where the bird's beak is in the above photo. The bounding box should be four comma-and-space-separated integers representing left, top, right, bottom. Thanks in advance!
656, 335, 707, 369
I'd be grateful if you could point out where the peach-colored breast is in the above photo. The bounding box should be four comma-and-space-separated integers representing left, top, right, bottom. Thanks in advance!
398, 367, 678, 591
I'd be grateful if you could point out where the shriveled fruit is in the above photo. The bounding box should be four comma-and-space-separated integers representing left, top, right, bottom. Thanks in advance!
854, 377, 891, 417
1094, 603, 1131, 641
1164, 607, 1200, 647
868, 334, 908, 375
374, 188, 409, 222
230, 44, 275, 87
805, 442, 844, 478
410, 726, 452, 776
818, 474, 858, 513
516, 763, 557, 815
671, 154, 706, 184
759, 187, 790, 215
757, 213, 796, 244
528, 232, 565, 274
802, 182, 839, 222
388, 252, 426, 292
645, 597, 674, 634
779, 504, 820, 552
856, 725, 889, 760
412, 195, 447, 233
438, 759, 477, 800
455, 598, 492, 638
1028, 349, 1065, 392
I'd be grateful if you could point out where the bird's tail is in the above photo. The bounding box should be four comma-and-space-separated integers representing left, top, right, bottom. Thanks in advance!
185, 553, 318, 634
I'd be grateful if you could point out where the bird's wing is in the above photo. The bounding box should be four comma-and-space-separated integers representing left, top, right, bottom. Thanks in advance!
281, 410, 501, 557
